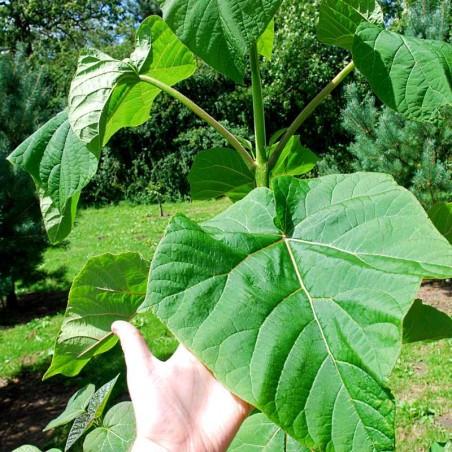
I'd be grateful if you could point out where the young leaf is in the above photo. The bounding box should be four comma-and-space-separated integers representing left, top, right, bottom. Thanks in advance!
162, 0, 283, 82
188, 148, 255, 202
65, 376, 119, 451
44, 384, 95, 431
403, 299, 452, 344
353, 23, 452, 122
83, 402, 136, 452
429, 202, 452, 244
69, 15, 196, 152
257, 20, 275, 60
8, 111, 98, 243
145, 173, 452, 451
317, 0, 383, 50
44, 253, 149, 379
270, 136, 318, 178
12, 447, 42, 452
229, 413, 308, 451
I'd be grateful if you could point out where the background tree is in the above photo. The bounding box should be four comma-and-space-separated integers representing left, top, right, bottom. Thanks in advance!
0, 51, 51, 309
319, 0, 452, 208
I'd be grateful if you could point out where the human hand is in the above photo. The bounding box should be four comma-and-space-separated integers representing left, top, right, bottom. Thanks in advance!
112, 321, 251, 452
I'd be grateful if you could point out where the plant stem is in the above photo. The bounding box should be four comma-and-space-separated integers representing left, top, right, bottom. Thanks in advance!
139, 74, 255, 170
250, 43, 268, 187
268, 61, 355, 169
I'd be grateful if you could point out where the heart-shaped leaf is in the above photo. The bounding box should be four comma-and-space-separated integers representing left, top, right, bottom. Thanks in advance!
270, 136, 318, 178
403, 299, 452, 343
353, 23, 452, 122
144, 173, 452, 450
162, 0, 283, 82
188, 148, 255, 202
229, 413, 308, 451
8, 111, 98, 243
317, 0, 383, 50
83, 402, 136, 452
44, 253, 149, 379
44, 384, 95, 431
69, 15, 196, 152
66, 376, 119, 451
429, 202, 452, 244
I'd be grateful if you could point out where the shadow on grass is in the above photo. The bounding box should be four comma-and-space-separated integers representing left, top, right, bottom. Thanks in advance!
0, 345, 131, 451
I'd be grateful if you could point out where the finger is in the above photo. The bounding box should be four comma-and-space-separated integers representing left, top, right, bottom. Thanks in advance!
111, 321, 157, 376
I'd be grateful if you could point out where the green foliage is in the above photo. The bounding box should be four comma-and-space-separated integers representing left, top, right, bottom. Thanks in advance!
403, 300, 452, 344
0, 52, 50, 305
189, 149, 256, 201
9, 1, 452, 450
8, 111, 98, 243
69, 15, 196, 153
145, 173, 451, 450
230, 413, 308, 451
324, 82, 452, 208
317, 0, 384, 50
162, 0, 283, 82
83, 402, 135, 452
429, 202, 452, 243
353, 23, 452, 122
45, 253, 149, 379
44, 384, 96, 431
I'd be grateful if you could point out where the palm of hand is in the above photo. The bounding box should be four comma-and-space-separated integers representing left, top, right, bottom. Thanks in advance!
112, 321, 250, 452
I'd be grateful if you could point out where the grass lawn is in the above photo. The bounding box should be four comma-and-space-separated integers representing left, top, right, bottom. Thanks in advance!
1, 199, 451, 451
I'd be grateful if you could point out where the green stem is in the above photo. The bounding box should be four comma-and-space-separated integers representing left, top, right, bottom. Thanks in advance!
268, 61, 355, 169
139, 74, 255, 170
250, 43, 268, 187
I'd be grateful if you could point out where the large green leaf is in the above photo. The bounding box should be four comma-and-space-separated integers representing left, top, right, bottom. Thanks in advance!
83, 402, 136, 452
65, 376, 119, 451
353, 23, 452, 122
317, 0, 383, 50
403, 299, 452, 343
69, 15, 196, 152
44, 253, 149, 379
270, 136, 318, 178
429, 202, 452, 244
162, 0, 283, 82
188, 148, 255, 201
44, 384, 95, 431
8, 111, 98, 243
144, 173, 452, 451
229, 413, 308, 451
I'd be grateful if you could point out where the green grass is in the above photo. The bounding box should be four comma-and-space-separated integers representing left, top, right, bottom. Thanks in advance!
1, 199, 451, 451
40, 198, 231, 286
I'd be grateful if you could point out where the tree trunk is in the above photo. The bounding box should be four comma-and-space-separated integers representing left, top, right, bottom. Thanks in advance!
6, 283, 18, 310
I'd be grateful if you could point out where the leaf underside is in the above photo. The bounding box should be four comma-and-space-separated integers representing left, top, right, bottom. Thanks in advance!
45, 253, 149, 379
69, 15, 196, 152
145, 173, 452, 451
162, 0, 283, 82
8, 111, 98, 243
229, 413, 308, 451
353, 23, 452, 122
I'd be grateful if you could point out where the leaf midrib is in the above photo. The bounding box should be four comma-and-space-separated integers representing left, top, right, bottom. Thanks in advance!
283, 237, 378, 449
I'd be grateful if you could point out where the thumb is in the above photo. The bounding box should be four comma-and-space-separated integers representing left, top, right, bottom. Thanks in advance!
112, 321, 157, 378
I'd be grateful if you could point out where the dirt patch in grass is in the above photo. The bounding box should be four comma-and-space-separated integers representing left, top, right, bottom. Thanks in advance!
417, 280, 452, 314
0, 370, 76, 451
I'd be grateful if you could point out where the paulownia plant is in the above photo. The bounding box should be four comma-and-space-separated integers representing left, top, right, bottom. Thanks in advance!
8, 1, 452, 450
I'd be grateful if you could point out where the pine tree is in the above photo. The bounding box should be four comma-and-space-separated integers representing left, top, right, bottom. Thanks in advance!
0, 51, 50, 309
319, 0, 451, 209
